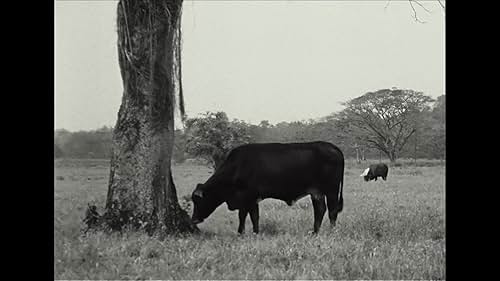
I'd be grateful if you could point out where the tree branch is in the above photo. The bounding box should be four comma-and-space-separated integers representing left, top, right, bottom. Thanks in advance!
408, 0, 426, 23
412, 0, 432, 14
393, 122, 405, 147
351, 110, 388, 143
373, 102, 392, 131
366, 139, 389, 155
437, 0, 445, 10
389, 119, 404, 130
398, 128, 416, 152
384, 0, 392, 11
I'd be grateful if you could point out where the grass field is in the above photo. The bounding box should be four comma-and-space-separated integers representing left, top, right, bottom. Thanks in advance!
54, 159, 445, 280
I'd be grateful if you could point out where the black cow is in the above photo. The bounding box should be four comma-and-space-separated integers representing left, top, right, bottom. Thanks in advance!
191, 141, 344, 234
360, 163, 389, 181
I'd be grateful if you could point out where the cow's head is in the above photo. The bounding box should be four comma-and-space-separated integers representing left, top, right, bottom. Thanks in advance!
360, 168, 373, 182
191, 183, 224, 224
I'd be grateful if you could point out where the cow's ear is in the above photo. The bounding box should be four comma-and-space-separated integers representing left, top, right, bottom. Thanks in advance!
193, 189, 203, 198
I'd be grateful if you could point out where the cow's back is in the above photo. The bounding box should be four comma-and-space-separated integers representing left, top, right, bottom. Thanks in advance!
215, 142, 344, 200
370, 163, 388, 176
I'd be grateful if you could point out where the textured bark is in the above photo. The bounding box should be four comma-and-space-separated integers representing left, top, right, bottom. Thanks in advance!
102, 0, 197, 235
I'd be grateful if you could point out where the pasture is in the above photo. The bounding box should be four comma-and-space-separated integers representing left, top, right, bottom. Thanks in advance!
54, 159, 445, 280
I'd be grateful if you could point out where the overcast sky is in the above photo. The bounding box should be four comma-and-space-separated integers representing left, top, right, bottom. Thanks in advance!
55, 0, 445, 131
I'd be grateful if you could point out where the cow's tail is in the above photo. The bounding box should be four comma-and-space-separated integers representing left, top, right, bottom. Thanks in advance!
325, 143, 344, 214
331, 159, 344, 214
335, 163, 344, 213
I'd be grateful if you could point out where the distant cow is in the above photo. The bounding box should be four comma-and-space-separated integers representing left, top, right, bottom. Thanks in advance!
360, 163, 389, 181
191, 141, 345, 234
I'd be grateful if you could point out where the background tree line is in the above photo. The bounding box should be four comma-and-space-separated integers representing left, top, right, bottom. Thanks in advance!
55, 126, 113, 159
56, 91, 445, 164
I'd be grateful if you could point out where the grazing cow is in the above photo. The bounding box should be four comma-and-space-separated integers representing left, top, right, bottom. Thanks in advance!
360, 163, 389, 181
190, 141, 344, 234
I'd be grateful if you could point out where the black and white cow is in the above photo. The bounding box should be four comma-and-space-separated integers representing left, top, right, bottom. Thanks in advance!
360, 163, 389, 181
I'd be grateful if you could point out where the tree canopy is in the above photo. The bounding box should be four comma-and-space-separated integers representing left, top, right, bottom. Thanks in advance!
339, 88, 434, 162
55, 94, 444, 163
184, 111, 252, 169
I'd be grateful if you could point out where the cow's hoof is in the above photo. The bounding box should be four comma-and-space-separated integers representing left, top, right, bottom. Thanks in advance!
307, 230, 318, 235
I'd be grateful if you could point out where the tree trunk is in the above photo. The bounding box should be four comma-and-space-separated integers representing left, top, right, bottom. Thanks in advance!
414, 130, 418, 165
102, 0, 196, 235
388, 150, 397, 163
355, 144, 360, 164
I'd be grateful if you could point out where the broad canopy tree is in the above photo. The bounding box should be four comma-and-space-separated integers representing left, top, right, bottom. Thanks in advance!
339, 88, 434, 162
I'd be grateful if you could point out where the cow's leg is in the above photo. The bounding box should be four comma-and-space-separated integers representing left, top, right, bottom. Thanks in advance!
311, 194, 326, 233
326, 192, 339, 227
383, 176, 387, 181
249, 203, 259, 234
238, 209, 248, 234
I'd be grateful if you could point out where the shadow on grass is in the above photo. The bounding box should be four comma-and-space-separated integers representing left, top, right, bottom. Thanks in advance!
193, 221, 283, 239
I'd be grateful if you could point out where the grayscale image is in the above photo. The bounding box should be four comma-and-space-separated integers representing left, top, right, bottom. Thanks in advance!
55, 0, 446, 279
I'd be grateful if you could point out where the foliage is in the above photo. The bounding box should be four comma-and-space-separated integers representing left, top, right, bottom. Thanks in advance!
54, 126, 189, 162
339, 88, 434, 162
55, 126, 113, 159
184, 112, 252, 169
54, 94, 444, 162
400, 95, 445, 160
427, 95, 445, 160
55, 144, 64, 158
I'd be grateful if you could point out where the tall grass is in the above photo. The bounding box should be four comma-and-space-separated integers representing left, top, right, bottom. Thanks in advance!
54, 160, 445, 280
